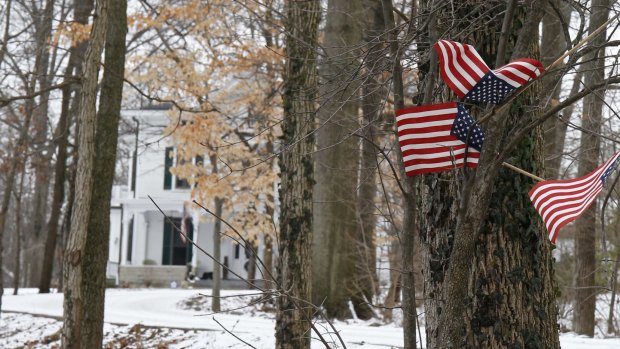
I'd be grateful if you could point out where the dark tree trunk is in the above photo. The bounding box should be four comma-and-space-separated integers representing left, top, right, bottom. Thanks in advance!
61, 0, 110, 346
79, 0, 127, 346
418, 1, 560, 348
573, 0, 610, 337
13, 161, 28, 295
39, 0, 94, 294
275, 0, 319, 347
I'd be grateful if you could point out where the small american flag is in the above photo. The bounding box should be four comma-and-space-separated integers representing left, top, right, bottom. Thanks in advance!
434, 40, 544, 104
529, 152, 620, 243
396, 102, 484, 176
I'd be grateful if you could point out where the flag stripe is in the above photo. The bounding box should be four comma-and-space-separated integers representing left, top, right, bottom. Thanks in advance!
529, 152, 620, 243
396, 102, 481, 176
435, 41, 471, 96
435, 40, 544, 103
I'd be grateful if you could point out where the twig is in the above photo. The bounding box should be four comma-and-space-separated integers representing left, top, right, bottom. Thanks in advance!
212, 317, 258, 349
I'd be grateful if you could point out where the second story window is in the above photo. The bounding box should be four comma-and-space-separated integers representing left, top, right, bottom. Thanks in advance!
164, 148, 203, 190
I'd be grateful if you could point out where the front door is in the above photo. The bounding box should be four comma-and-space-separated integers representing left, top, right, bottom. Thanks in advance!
162, 217, 193, 265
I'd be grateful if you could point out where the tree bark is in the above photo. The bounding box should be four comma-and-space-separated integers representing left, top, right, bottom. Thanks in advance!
275, 0, 319, 347
573, 0, 610, 337
78, 0, 127, 346
61, 0, 110, 346
39, 0, 94, 294
419, 1, 560, 348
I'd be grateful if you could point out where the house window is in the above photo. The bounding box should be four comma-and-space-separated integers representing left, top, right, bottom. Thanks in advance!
234, 243, 240, 259
163, 147, 204, 190
162, 217, 193, 265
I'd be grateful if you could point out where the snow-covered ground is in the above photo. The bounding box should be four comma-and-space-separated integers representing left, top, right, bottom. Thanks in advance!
1, 288, 619, 348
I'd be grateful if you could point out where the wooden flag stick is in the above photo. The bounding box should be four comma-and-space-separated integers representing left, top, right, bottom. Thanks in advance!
502, 162, 545, 182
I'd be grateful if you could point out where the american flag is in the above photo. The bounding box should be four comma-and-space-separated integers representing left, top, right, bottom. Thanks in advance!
529, 152, 620, 243
396, 102, 484, 176
434, 40, 544, 104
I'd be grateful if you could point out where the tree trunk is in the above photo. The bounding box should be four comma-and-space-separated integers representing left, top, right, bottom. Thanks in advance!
275, 0, 319, 347
30, 0, 55, 244
78, 0, 126, 346
418, 1, 560, 348
211, 197, 223, 312
382, 1, 418, 347
61, 0, 110, 346
246, 239, 258, 287
383, 239, 402, 322
573, 0, 610, 336
263, 235, 274, 289
39, 0, 93, 294
13, 161, 28, 295
312, 0, 362, 320
352, 0, 386, 320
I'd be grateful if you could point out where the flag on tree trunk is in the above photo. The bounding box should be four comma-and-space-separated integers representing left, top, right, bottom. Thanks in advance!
529, 152, 620, 243
396, 102, 484, 176
434, 40, 544, 104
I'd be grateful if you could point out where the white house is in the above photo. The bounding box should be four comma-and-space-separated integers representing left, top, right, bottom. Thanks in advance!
107, 105, 255, 287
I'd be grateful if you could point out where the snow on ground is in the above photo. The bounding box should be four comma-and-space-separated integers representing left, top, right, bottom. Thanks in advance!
1, 288, 619, 348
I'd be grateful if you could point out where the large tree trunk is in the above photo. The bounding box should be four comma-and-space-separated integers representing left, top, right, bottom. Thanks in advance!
78, 0, 127, 346
61, 0, 110, 346
312, 0, 363, 320
275, 0, 319, 347
573, 0, 610, 336
419, 1, 560, 348
39, 0, 94, 294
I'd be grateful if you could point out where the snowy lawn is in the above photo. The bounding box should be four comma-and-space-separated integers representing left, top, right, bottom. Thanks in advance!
1, 288, 619, 348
